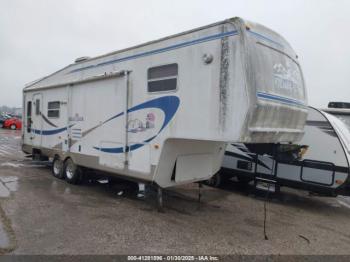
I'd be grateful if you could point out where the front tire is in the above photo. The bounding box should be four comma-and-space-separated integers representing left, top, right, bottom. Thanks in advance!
10, 124, 16, 130
64, 158, 82, 184
52, 158, 64, 179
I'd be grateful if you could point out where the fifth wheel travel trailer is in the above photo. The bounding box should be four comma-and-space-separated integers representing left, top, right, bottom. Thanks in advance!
22, 17, 307, 201
209, 107, 350, 196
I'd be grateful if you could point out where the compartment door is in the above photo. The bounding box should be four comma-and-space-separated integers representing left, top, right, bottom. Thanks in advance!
95, 72, 130, 170
300, 160, 335, 186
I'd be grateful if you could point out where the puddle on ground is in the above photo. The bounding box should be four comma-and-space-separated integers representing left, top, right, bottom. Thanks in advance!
22, 164, 47, 168
0, 150, 10, 156
64, 187, 71, 195
0, 184, 10, 198
0, 177, 18, 184
330, 202, 342, 208
0, 176, 18, 198
1, 161, 47, 168
1, 163, 23, 168
0, 221, 10, 249
337, 196, 350, 209
5, 182, 18, 192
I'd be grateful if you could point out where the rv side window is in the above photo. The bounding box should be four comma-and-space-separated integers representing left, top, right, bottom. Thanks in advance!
47, 101, 60, 118
27, 101, 32, 133
147, 63, 178, 92
35, 99, 40, 115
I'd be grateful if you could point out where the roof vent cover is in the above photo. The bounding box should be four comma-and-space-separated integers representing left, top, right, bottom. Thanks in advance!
328, 102, 350, 109
75, 56, 90, 63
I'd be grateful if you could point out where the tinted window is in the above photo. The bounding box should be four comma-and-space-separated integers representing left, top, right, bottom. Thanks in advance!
148, 64, 178, 79
48, 110, 59, 118
148, 64, 178, 92
48, 101, 60, 109
35, 99, 40, 115
48, 101, 60, 118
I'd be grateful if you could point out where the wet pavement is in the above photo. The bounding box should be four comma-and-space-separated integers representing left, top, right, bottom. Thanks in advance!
0, 128, 350, 255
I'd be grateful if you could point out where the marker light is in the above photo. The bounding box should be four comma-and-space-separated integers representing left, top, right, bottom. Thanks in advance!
335, 180, 344, 185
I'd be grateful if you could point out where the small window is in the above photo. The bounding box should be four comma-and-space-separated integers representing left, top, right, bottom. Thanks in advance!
48, 101, 60, 118
27, 101, 32, 133
148, 63, 178, 92
35, 99, 40, 115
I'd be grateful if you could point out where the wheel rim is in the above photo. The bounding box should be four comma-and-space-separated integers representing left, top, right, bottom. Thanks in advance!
66, 162, 74, 179
11, 125, 16, 130
53, 160, 62, 175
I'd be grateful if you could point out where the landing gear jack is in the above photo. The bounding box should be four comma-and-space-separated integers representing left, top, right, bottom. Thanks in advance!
198, 182, 203, 209
157, 186, 164, 213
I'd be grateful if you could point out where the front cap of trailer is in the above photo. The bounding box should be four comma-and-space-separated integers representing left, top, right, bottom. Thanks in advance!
232, 17, 308, 144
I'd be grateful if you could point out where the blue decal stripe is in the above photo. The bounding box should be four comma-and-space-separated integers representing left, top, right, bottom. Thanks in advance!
94, 96, 180, 154
32, 124, 75, 136
247, 31, 285, 48
257, 92, 306, 108
70, 31, 238, 73
94, 146, 123, 154
69, 30, 285, 74
102, 112, 124, 125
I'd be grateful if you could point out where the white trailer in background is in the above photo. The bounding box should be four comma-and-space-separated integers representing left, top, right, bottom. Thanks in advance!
213, 107, 350, 196
22, 17, 307, 198
323, 102, 350, 132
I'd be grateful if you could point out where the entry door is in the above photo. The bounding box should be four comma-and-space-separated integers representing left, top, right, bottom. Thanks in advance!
31, 93, 43, 147
23, 95, 33, 146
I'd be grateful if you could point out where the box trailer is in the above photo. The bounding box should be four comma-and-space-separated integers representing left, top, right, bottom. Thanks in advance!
211, 107, 350, 196
22, 17, 307, 192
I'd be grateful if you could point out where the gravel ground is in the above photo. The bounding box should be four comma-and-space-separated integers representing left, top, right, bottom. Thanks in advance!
0, 128, 349, 255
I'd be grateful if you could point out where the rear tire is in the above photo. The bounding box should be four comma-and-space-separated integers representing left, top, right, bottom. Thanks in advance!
52, 158, 64, 179
10, 124, 16, 130
64, 158, 82, 185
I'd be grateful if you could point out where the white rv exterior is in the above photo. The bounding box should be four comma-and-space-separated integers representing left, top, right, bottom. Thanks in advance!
22, 17, 307, 188
323, 107, 350, 133
217, 107, 350, 196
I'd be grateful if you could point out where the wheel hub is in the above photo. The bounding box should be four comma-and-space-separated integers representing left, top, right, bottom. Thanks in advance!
66, 163, 74, 179
53, 160, 62, 175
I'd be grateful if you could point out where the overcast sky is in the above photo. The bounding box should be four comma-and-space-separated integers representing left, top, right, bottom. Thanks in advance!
0, 0, 349, 108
